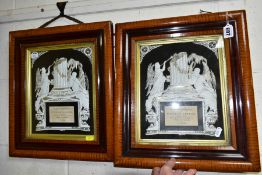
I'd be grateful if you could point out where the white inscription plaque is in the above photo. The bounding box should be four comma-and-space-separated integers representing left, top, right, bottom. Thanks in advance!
165, 106, 198, 126
49, 106, 75, 123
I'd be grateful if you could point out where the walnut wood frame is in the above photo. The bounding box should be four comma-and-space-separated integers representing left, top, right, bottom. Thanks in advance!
9, 21, 114, 161
114, 10, 260, 172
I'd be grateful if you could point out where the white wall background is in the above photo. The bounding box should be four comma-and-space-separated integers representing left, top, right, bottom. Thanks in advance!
0, 0, 261, 174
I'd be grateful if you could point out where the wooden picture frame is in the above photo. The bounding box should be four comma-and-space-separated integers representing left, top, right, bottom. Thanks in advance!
9, 21, 114, 161
114, 10, 261, 172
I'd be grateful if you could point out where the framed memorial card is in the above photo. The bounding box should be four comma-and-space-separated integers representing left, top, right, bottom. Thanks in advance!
9, 21, 114, 161
114, 10, 260, 172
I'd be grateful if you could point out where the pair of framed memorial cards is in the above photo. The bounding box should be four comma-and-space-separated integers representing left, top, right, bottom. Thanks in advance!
9, 10, 260, 172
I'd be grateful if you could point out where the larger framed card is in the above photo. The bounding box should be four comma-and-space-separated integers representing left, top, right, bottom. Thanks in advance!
9, 21, 114, 161
114, 10, 260, 172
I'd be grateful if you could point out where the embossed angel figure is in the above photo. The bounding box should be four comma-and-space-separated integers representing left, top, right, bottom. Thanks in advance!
145, 61, 168, 115
187, 53, 217, 113
67, 59, 90, 114
67, 58, 89, 90
35, 66, 51, 113
37, 66, 51, 97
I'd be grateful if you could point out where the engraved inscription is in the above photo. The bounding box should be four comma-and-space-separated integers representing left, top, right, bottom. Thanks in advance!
164, 106, 198, 126
49, 106, 75, 123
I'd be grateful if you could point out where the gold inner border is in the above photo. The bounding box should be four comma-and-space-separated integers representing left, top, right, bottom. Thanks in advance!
26, 43, 96, 141
135, 35, 230, 146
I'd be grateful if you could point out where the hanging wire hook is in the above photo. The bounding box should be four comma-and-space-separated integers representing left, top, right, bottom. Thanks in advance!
39, 1, 83, 28
57, 1, 67, 16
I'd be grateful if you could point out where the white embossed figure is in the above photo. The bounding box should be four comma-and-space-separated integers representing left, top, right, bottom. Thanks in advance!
187, 54, 217, 113
145, 61, 167, 114
35, 66, 51, 112
190, 68, 217, 112
68, 71, 89, 112
39, 67, 51, 96
35, 66, 51, 128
